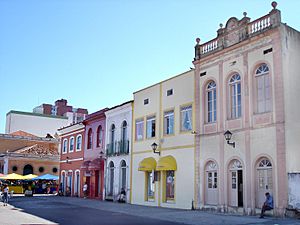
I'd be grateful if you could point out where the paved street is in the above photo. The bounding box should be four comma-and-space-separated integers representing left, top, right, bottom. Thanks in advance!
2, 196, 300, 225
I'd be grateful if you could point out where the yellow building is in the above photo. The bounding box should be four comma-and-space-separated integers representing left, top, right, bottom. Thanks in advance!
130, 70, 195, 209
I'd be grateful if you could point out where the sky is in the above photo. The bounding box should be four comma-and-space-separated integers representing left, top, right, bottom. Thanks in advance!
0, 0, 299, 133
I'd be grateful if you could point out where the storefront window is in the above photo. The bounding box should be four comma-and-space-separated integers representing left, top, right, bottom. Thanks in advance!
166, 170, 175, 200
147, 171, 154, 199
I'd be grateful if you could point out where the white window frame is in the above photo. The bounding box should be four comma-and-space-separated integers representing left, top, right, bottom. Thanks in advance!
62, 139, 68, 154
255, 64, 271, 113
164, 110, 174, 135
69, 136, 74, 153
76, 134, 82, 151
146, 116, 156, 139
206, 81, 217, 123
180, 105, 192, 131
229, 74, 242, 119
135, 119, 144, 141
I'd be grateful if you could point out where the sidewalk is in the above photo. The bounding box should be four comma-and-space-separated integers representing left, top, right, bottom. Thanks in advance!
0, 203, 57, 225
47, 196, 300, 225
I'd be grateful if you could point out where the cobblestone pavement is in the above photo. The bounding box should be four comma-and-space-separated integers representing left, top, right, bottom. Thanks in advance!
3, 196, 300, 225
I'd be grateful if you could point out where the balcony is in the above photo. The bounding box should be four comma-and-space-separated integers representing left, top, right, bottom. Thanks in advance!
118, 139, 129, 155
106, 139, 129, 157
106, 142, 117, 156
194, 3, 281, 61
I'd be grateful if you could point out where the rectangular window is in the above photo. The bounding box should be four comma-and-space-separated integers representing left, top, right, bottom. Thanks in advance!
166, 170, 175, 200
135, 119, 144, 141
164, 110, 174, 135
147, 171, 155, 200
167, 89, 173, 96
146, 116, 156, 138
180, 105, 192, 131
144, 99, 149, 105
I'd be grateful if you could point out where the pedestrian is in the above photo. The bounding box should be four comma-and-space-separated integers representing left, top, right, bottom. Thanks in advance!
2, 184, 9, 206
83, 182, 88, 198
118, 188, 126, 203
260, 192, 274, 218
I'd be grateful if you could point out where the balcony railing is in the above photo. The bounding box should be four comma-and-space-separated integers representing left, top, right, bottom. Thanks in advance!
118, 139, 129, 154
194, 3, 281, 60
106, 139, 130, 156
106, 141, 117, 156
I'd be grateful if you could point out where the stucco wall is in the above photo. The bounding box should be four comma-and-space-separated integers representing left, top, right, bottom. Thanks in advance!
6, 112, 69, 137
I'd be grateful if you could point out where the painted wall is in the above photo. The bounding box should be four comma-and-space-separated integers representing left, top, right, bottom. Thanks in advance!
131, 70, 195, 209
105, 102, 132, 202
6, 111, 69, 137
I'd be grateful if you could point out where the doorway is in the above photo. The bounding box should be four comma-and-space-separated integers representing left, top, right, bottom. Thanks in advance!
229, 159, 243, 207
256, 158, 273, 208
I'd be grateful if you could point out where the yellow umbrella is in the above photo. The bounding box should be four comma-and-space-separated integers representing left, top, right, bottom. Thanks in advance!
0, 173, 25, 180
23, 174, 38, 179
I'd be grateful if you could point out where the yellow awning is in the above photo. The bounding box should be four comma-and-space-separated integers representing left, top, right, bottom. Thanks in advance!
0, 173, 25, 180
138, 157, 157, 171
156, 155, 177, 171
23, 174, 38, 179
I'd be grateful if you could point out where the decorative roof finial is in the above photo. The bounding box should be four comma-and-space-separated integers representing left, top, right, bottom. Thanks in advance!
243, 12, 247, 17
271, 1, 277, 9
196, 38, 200, 44
219, 23, 223, 28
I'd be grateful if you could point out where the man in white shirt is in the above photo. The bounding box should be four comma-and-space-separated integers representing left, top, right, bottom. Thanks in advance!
83, 182, 88, 199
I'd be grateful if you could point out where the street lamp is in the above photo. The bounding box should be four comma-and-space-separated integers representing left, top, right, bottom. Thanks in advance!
224, 130, 235, 148
151, 142, 160, 155
99, 150, 106, 160
66, 157, 71, 164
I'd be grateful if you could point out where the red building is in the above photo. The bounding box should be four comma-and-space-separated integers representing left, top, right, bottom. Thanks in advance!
81, 108, 108, 200
58, 123, 85, 197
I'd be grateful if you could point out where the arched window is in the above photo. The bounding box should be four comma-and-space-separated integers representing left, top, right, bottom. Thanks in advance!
63, 139, 68, 153
206, 81, 217, 123
96, 125, 103, 148
120, 160, 127, 191
110, 124, 115, 152
255, 64, 271, 113
229, 74, 241, 119
87, 128, 92, 149
23, 164, 33, 175
121, 121, 128, 153
76, 135, 82, 151
69, 136, 74, 152
108, 161, 114, 196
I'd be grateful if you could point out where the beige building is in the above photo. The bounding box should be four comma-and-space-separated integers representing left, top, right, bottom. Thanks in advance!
131, 70, 195, 209
193, 2, 300, 216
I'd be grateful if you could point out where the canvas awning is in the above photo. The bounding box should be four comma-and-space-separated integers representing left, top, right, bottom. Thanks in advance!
23, 174, 38, 179
0, 173, 25, 180
156, 155, 177, 171
32, 174, 59, 180
138, 157, 156, 171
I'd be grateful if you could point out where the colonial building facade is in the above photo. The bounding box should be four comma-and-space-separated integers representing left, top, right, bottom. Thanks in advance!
131, 70, 195, 209
104, 101, 132, 202
82, 109, 108, 200
0, 131, 59, 177
58, 123, 85, 197
193, 2, 300, 216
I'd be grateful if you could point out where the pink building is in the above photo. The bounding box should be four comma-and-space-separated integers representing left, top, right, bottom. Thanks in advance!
193, 2, 300, 217
81, 108, 108, 200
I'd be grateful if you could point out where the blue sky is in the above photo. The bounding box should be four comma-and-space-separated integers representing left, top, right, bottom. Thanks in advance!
0, 0, 299, 133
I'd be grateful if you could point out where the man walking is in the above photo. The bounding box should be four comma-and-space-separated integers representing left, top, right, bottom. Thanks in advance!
260, 192, 273, 218
2, 184, 9, 206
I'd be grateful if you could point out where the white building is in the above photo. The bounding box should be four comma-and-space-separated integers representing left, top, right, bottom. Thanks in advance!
6, 111, 69, 137
104, 101, 133, 202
